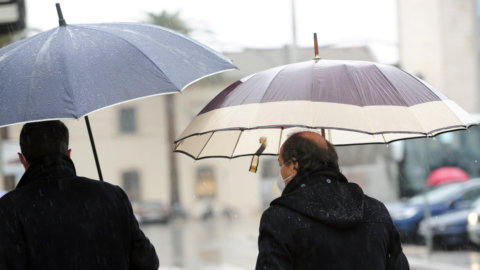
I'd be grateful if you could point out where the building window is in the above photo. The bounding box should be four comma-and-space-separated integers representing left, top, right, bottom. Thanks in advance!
3, 175, 15, 191
119, 107, 137, 134
0, 127, 8, 139
195, 167, 216, 198
122, 170, 140, 201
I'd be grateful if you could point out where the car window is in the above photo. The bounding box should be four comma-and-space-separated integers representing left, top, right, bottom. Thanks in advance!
472, 197, 480, 208
409, 183, 464, 204
459, 187, 480, 206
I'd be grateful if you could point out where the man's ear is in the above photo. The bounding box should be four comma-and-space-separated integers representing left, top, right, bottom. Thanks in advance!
18, 153, 29, 169
292, 157, 299, 170
67, 149, 72, 158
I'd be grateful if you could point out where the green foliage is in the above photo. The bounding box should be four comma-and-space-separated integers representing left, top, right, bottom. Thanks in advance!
0, 29, 30, 48
0, 33, 15, 48
146, 11, 192, 36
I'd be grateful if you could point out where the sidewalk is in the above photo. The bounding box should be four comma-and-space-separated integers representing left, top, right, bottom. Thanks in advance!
404, 244, 480, 270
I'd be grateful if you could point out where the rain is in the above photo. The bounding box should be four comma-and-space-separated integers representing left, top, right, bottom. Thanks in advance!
1, 0, 480, 269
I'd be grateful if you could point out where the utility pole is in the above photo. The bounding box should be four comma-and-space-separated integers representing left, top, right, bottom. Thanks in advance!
166, 94, 182, 217
290, 0, 298, 63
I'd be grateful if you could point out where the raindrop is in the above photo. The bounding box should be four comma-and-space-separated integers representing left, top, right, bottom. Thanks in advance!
476, 160, 478, 164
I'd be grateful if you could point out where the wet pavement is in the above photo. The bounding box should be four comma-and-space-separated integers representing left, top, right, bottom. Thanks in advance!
141, 214, 259, 269
141, 214, 480, 270
403, 245, 480, 270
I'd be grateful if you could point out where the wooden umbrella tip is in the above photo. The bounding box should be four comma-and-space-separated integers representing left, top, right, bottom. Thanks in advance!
314, 32, 320, 60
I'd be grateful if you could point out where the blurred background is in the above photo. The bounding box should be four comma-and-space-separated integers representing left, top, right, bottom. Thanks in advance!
1, 0, 480, 269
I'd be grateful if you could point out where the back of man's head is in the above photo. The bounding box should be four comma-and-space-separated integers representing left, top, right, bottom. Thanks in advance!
281, 131, 339, 174
20, 120, 69, 164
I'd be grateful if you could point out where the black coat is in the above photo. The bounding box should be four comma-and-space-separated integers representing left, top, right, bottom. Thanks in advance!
0, 155, 159, 270
256, 169, 409, 270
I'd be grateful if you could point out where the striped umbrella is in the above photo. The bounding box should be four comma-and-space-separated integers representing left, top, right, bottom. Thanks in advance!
174, 58, 477, 166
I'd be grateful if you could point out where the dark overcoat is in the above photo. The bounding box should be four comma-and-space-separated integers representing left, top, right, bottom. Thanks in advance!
0, 155, 159, 270
256, 169, 409, 270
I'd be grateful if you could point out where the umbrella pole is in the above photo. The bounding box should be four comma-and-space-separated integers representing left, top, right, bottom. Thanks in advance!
85, 116, 104, 181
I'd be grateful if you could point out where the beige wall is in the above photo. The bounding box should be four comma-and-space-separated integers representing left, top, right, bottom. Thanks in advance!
398, 0, 479, 113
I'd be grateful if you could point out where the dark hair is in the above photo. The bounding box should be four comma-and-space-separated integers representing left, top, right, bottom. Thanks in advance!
281, 132, 339, 175
20, 120, 69, 163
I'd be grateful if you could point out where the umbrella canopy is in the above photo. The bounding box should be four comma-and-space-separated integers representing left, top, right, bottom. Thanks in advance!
0, 14, 235, 127
427, 167, 470, 187
174, 58, 477, 160
0, 3, 236, 180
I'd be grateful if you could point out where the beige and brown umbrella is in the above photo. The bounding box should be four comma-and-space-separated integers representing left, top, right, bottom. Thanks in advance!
174, 51, 477, 170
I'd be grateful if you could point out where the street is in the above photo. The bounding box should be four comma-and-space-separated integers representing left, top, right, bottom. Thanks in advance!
141, 214, 259, 269
141, 214, 480, 270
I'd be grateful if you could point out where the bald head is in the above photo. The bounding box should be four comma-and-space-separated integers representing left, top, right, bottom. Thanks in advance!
297, 131, 328, 150
280, 130, 339, 175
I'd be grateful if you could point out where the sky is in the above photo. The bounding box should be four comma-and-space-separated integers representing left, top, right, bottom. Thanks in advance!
25, 0, 398, 63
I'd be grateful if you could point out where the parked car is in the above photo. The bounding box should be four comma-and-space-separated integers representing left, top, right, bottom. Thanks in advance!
467, 202, 480, 246
387, 179, 480, 242
418, 197, 480, 248
131, 201, 170, 224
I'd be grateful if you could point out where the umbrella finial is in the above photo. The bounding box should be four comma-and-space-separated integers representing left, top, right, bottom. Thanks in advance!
56, 3, 67, 26
249, 137, 267, 173
313, 33, 320, 60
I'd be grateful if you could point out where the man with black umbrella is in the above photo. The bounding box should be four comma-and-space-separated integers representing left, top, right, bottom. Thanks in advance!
0, 120, 159, 270
256, 131, 409, 270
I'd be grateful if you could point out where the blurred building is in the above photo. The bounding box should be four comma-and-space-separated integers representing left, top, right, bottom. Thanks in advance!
397, 0, 479, 113
396, 0, 480, 196
0, 44, 402, 217
0, 0, 25, 34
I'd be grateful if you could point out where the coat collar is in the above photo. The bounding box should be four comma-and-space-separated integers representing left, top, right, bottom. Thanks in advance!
16, 154, 77, 189
282, 168, 348, 196
273, 168, 364, 228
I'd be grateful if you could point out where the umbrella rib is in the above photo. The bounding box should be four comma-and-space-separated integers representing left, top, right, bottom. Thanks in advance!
372, 64, 409, 107
28, 29, 72, 120
258, 67, 283, 103
277, 127, 284, 154
62, 28, 79, 117
196, 131, 215, 159
245, 69, 283, 144
74, 25, 181, 90
371, 64, 430, 134
402, 72, 471, 131
230, 130, 244, 158
310, 61, 315, 130
342, 64, 376, 134
342, 64, 366, 107
401, 67, 444, 101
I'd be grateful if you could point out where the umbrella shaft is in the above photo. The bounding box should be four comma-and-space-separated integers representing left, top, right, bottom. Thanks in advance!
85, 116, 104, 181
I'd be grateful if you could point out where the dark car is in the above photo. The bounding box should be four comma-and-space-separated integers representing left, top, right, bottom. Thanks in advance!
131, 201, 170, 224
418, 197, 480, 248
387, 179, 480, 242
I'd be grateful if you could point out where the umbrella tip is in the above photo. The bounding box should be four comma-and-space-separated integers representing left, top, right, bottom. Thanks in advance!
313, 33, 320, 60
56, 3, 67, 26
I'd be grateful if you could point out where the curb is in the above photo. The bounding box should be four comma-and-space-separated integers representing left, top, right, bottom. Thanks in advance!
408, 257, 470, 270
